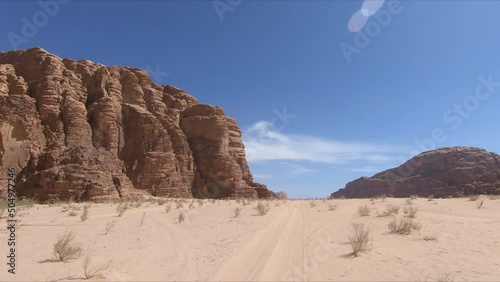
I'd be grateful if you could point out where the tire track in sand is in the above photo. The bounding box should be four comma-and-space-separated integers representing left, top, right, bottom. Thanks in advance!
208, 202, 305, 281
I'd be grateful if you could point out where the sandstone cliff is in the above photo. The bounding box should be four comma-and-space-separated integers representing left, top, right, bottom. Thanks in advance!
331, 147, 500, 198
0, 47, 272, 201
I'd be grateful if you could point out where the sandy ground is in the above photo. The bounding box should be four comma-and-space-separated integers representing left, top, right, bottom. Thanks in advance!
1, 197, 500, 281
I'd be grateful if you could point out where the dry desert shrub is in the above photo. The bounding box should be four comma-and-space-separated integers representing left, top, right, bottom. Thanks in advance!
406, 198, 414, 205
410, 194, 418, 200
310, 201, 316, 208
377, 204, 400, 217
105, 220, 117, 235
176, 201, 184, 209
488, 195, 500, 200
328, 204, 337, 211
423, 236, 438, 241
53, 231, 83, 261
68, 211, 78, 217
189, 200, 195, 210
255, 202, 270, 216
18, 197, 38, 208
388, 218, 421, 235
348, 223, 372, 257
435, 273, 455, 282
233, 207, 242, 218
477, 199, 485, 209
165, 204, 172, 213
157, 198, 168, 206
469, 194, 479, 201
380, 194, 387, 202
275, 202, 281, 206
80, 204, 89, 222
129, 201, 142, 208
428, 194, 434, 201
403, 205, 418, 218
357, 205, 371, 217
116, 202, 128, 217
178, 212, 186, 223
83, 256, 112, 280
140, 212, 146, 226
197, 199, 204, 207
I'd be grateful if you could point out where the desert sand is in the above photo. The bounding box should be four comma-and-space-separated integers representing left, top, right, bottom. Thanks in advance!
1, 197, 499, 281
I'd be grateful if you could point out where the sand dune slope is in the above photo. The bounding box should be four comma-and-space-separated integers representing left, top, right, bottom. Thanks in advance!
1, 198, 499, 281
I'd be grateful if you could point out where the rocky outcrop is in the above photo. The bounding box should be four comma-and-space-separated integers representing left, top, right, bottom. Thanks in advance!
0, 48, 271, 201
331, 147, 500, 198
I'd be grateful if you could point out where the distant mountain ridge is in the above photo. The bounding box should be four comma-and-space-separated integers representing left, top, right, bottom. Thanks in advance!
331, 146, 500, 198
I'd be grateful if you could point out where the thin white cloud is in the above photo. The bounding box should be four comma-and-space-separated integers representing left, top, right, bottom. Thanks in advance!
243, 121, 404, 165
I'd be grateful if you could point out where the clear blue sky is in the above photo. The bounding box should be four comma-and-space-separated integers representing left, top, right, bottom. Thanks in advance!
2, 0, 500, 198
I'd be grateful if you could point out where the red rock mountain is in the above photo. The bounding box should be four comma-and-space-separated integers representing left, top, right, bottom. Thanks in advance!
0, 48, 272, 201
331, 147, 500, 198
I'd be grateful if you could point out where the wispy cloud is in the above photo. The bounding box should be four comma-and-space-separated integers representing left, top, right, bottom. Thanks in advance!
243, 121, 404, 165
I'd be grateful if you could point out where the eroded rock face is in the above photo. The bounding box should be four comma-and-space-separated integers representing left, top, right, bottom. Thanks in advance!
331, 147, 500, 198
0, 48, 271, 201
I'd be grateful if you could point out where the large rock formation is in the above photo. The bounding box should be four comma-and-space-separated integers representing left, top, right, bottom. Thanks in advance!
0, 47, 271, 201
331, 147, 500, 198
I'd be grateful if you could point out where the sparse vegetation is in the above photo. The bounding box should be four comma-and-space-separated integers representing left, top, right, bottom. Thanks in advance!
129, 201, 142, 208
377, 204, 400, 217
477, 199, 485, 209
469, 194, 479, 201
380, 194, 387, 202
178, 212, 185, 223
157, 198, 168, 205
388, 218, 421, 235
233, 207, 242, 218
83, 256, 112, 280
176, 201, 184, 209
410, 195, 418, 200
105, 220, 117, 235
488, 195, 500, 200
255, 202, 270, 216
406, 198, 413, 205
428, 194, 434, 201
189, 200, 195, 210
435, 273, 455, 282
423, 236, 438, 241
80, 204, 89, 222
357, 205, 371, 217
18, 197, 37, 208
53, 231, 83, 261
68, 211, 78, 217
310, 201, 316, 208
116, 202, 128, 217
328, 204, 337, 211
348, 223, 372, 257
165, 204, 171, 213
140, 212, 146, 226
197, 199, 204, 207
403, 205, 418, 218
